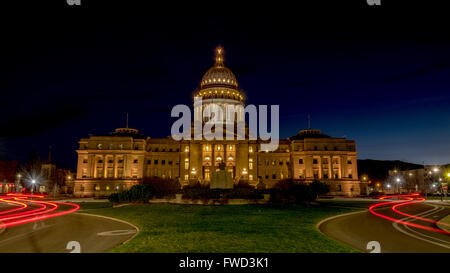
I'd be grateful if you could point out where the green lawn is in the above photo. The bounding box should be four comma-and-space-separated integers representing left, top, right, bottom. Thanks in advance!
82, 203, 361, 253
425, 196, 450, 201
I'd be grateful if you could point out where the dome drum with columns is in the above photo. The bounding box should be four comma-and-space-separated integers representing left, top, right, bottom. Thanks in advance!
194, 47, 245, 126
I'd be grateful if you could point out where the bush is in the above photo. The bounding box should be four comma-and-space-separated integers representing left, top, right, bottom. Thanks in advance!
108, 184, 153, 203
143, 177, 181, 198
184, 181, 209, 190
291, 183, 316, 203
108, 193, 119, 203
235, 180, 254, 189
310, 180, 330, 197
181, 187, 264, 201
271, 179, 329, 204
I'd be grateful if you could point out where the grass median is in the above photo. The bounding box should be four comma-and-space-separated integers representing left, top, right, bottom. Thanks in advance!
82, 203, 361, 253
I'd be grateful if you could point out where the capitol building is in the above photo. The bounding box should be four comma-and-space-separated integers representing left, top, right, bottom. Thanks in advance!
74, 48, 362, 197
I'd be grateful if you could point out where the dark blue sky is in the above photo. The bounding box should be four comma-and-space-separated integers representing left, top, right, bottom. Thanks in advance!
1, 1, 449, 169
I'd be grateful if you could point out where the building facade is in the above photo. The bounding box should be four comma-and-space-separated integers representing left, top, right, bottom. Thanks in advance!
74, 48, 360, 197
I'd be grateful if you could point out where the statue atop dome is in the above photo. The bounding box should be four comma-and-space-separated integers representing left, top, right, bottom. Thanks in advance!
215, 46, 224, 67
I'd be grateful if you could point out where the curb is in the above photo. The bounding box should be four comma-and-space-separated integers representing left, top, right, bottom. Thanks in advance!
75, 212, 140, 246
316, 209, 367, 233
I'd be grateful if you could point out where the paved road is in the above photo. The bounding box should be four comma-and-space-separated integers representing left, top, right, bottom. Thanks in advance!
0, 202, 137, 253
319, 202, 450, 253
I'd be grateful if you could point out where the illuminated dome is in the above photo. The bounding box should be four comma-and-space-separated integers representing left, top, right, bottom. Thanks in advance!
195, 47, 244, 102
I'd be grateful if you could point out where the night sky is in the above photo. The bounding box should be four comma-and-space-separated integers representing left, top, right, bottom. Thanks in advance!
1, 1, 450, 169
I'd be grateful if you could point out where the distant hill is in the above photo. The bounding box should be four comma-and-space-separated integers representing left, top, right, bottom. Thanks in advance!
357, 159, 424, 181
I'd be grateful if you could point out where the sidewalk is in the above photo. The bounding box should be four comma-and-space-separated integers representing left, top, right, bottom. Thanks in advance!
54, 198, 109, 203
437, 214, 450, 233
424, 200, 450, 204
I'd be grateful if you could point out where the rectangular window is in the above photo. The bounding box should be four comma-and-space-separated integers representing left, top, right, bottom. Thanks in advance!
154, 160, 158, 164
249, 174, 253, 181
334, 171, 339, 179
313, 159, 318, 164
168, 161, 173, 165
184, 174, 189, 181
299, 170, 304, 178
298, 158, 303, 164
82, 158, 88, 164
162, 160, 166, 165
313, 170, 319, 179
133, 159, 138, 164
204, 168, 210, 180
347, 160, 352, 164
147, 160, 151, 164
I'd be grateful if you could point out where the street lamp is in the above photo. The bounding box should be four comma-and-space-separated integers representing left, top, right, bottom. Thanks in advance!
395, 177, 402, 198
31, 179, 36, 194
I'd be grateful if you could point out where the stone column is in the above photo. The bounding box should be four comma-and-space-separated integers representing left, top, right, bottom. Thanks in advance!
328, 156, 332, 179
114, 154, 118, 178
104, 155, 108, 178
318, 156, 322, 179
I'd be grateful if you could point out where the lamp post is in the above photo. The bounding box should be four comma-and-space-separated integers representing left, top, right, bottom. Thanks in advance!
432, 167, 444, 201
15, 173, 22, 193
31, 179, 36, 194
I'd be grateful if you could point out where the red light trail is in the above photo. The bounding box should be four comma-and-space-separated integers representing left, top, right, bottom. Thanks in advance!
369, 193, 450, 235
0, 193, 80, 229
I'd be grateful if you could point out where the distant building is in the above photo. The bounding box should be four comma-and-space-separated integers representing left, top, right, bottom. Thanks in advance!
387, 164, 449, 193
40, 162, 74, 194
0, 160, 19, 193
74, 47, 361, 197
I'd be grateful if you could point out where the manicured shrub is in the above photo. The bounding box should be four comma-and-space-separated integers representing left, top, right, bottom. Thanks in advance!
108, 193, 119, 203
181, 187, 264, 200
310, 180, 330, 197
235, 180, 254, 189
109, 184, 153, 203
143, 177, 181, 198
271, 179, 329, 204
